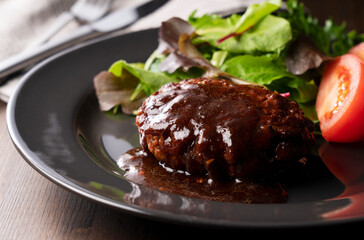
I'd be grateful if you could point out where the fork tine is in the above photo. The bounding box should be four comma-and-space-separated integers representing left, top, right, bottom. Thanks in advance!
71, 0, 114, 23
26, 0, 113, 48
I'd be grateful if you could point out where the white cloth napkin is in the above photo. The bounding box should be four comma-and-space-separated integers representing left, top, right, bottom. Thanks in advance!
0, 0, 262, 102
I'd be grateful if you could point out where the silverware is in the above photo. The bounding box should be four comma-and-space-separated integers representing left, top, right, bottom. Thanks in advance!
0, 0, 168, 83
26, 0, 114, 48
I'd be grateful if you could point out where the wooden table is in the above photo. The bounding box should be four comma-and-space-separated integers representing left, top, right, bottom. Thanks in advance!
1, 1, 364, 238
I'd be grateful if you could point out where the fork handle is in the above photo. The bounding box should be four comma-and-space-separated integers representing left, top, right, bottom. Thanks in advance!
0, 25, 102, 81
25, 12, 75, 50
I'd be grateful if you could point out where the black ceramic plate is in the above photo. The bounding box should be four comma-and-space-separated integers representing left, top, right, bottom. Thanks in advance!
7, 29, 364, 228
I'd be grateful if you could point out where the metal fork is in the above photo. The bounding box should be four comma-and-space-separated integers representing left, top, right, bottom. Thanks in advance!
27, 0, 114, 48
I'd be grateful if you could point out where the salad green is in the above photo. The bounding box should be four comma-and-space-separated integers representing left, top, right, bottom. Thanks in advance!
94, 0, 364, 121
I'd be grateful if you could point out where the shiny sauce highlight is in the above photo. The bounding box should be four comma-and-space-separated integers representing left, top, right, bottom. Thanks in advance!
117, 148, 288, 204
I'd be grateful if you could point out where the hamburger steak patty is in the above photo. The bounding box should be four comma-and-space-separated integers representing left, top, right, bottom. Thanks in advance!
136, 78, 315, 180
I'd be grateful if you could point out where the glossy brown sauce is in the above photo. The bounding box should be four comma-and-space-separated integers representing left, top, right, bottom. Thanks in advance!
129, 78, 318, 204
136, 78, 315, 180
118, 148, 288, 204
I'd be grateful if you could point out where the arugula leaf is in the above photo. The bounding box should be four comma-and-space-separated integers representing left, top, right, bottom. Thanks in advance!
324, 19, 364, 56
280, 0, 364, 56
278, 0, 330, 54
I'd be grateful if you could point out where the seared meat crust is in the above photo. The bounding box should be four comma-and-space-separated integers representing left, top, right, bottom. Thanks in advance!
136, 78, 315, 179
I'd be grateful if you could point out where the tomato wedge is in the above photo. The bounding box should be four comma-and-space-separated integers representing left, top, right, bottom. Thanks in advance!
315, 53, 364, 142
349, 42, 364, 62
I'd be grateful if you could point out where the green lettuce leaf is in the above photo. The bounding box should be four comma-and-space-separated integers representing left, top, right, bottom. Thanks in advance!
210, 50, 228, 68
233, 0, 281, 34
109, 60, 177, 97
221, 55, 318, 105
94, 60, 176, 114
188, 12, 238, 42
189, 14, 291, 54
218, 15, 292, 53
221, 55, 289, 85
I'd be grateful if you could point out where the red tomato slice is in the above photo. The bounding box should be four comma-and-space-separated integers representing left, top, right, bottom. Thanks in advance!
349, 42, 364, 62
315, 54, 364, 142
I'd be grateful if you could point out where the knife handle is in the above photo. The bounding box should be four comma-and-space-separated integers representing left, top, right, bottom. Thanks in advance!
0, 25, 101, 82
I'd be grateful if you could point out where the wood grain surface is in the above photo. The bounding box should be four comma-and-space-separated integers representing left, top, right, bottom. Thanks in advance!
1, 1, 364, 239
